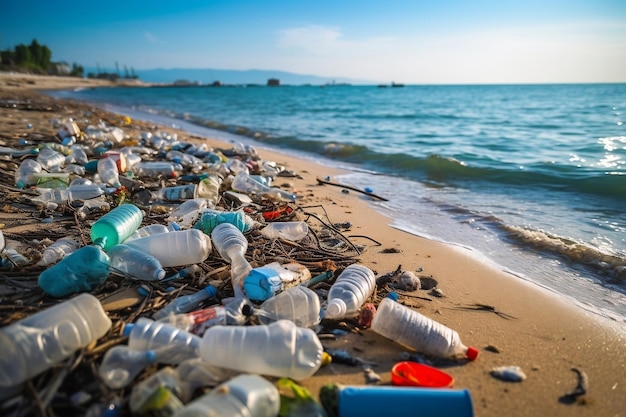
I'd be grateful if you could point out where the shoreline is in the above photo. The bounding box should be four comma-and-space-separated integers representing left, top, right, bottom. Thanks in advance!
1, 74, 625, 416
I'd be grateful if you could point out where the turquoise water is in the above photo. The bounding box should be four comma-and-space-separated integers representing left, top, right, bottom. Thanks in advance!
58, 84, 626, 324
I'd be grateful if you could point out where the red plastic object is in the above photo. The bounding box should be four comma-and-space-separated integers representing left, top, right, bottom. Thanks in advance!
391, 361, 454, 388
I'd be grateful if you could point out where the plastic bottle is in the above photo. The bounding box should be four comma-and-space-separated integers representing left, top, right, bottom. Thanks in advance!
90, 203, 143, 250
0, 293, 112, 388
231, 172, 296, 202
167, 198, 209, 228
199, 320, 323, 381
172, 374, 280, 417
324, 264, 376, 320
31, 188, 70, 206
124, 223, 180, 242
195, 175, 223, 208
37, 236, 81, 266
154, 184, 198, 202
243, 262, 312, 302
210, 223, 252, 298
37, 147, 65, 172
260, 221, 309, 241
256, 285, 321, 328
67, 183, 105, 202
108, 244, 166, 281
15, 158, 42, 189
132, 161, 180, 178
157, 298, 248, 336
38, 238, 111, 298
371, 297, 479, 361
124, 318, 202, 365
99, 345, 157, 389
125, 229, 212, 267
97, 156, 122, 188
193, 209, 256, 235
152, 285, 218, 320
67, 144, 88, 165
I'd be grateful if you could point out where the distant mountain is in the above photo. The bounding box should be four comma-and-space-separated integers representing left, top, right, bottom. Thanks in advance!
86, 67, 374, 85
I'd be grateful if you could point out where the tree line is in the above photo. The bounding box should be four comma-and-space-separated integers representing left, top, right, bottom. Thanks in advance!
1, 39, 139, 80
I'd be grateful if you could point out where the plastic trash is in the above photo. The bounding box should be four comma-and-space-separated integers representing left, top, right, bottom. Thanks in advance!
124, 223, 179, 242
324, 264, 376, 320
166, 198, 209, 228
193, 209, 256, 235
97, 156, 122, 188
123, 318, 201, 365
231, 172, 296, 202
155, 184, 198, 202
108, 244, 166, 281
260, 221, 309, 241
125, 229, 212, 267
132, 161, 180, 178
243, 262, 312, 302
38, 238, 111, 298
195, 175, 223, 208
67, 183, 105, 202
15, 158, 42, 189
171, 374, 280, 417
371, 297, 479, 361
37, 147, 65, 172
211, 223, 252, 298
99, 346, 157, 389
157, 298, 248, 336
90, 203, 144, 250
152, 285, 218, 320
37, 236, 81, 266
0, 293, 112, 388
256, 285, 321, 328
199, 320, 323, 380
319, 384, 474, 417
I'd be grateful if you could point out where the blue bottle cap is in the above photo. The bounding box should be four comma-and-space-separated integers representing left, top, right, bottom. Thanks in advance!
169, 222, 181, 231
204, 285, 217, 298
386, 292, 399, 301
122, 323, 134, 337
146, 350, 157, 364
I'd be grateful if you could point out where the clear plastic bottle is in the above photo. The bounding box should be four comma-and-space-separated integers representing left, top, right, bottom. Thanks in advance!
193, 209, 256, 235
167, 198, 209, 228
108, 244, 166, 281
99, 345, 157, 389
66, 144, 88, 165
371, 297, 479, 361
67, 183, 105, 202
97, 156, 122, 188
125, 229, 212, 267
38, 238, 111, 298
157, 298, 247, 336
172, 374, 280, 417
243, 262, 312, 302
90, 203, 143, 250
31, 188, 70, 206
37, 236, 81, 266
15, 158, 42, 189
199, 320, 323, 381
132, 161, 180, 178
0, 293, 112, 388
324, 264, 376, 320
124, 223, 179, 243
37, 147, 66, 172
195, 175, 223, 208
256, 285, 321, 328
155, 184, 198, 202
152, 285, 218, 320
210, 223, 252, 298
124, 318, 201, 365
231, 172, 296, 202
260, 221, 309, 241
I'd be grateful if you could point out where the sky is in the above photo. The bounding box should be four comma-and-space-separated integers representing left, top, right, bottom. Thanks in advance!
1, 0, 625, 84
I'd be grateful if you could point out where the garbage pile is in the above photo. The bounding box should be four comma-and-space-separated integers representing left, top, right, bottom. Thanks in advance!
0, 118, 478, 417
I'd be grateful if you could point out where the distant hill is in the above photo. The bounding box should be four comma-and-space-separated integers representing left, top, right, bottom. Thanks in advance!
85, 67, 375, 85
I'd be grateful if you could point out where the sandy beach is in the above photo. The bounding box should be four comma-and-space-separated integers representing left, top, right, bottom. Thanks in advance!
1, 73, 624, 417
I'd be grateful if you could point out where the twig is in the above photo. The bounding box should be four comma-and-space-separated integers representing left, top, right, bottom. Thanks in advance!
316, 176, 389, 201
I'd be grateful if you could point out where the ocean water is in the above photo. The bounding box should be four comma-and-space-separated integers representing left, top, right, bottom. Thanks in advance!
56, 83, 626, 326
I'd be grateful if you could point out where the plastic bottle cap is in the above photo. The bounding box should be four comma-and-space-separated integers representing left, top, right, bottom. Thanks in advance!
169, 222, 181, 231
122, 323, 134, 337
146, 350, 157, 364
93, 237, 107, 248
386, 292, 399, 301
204, 285, 217, 298
466, 346, 480, 361
325, 299, 346, 319
154, 269, 166, 281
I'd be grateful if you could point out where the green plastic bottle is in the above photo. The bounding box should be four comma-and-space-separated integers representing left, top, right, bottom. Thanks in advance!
90, 204, 143, 250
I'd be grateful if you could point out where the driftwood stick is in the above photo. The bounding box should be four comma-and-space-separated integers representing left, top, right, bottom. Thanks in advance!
316, 176, 389, 201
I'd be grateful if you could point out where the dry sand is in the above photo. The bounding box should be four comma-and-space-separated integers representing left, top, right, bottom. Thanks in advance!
1, 73, 624, 417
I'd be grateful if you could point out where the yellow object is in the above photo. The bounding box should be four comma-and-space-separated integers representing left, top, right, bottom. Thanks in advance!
321, 351, 332, 366
122, 116, 132, 125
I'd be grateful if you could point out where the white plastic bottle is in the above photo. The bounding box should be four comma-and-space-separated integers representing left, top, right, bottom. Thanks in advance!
108, 244, 166, 281
124, 222, 179, 242
0, 293, 112, 388
15, 158, 42, 189
126, 229, 212, 267
211, 223, 252, 298
152, 285, 218, 320
199, 320, 323, 381
371, 297, 479, 361
172, 374, 280, 417
123, 318, 201, 365
97, 156, 122, 188
324, 264, 376, 320
260, 221, 309, 241
256, 285, 321, 328
37, 237, 81, 266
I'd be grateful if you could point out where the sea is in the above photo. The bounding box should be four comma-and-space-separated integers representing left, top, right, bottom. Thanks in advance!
53, 83, 626, 328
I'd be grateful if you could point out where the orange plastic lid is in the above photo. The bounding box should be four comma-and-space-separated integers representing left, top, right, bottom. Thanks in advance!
391, 361, 455, 388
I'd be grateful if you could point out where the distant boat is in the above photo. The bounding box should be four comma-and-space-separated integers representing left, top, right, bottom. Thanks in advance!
391, 82, 405, 87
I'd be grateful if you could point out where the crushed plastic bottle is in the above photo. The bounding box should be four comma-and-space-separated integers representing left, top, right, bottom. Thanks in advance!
37, 236, 81, 266
15, 158, 42, 189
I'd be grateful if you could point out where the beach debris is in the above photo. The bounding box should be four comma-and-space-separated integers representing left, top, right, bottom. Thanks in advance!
316, 176, 389, 201
430, 288, 445, 298
485, 344, 501, 353
323, 348, 376, 367
490, 365, 527, 382
559, 367, 589, 404
277, 378, 328, 417
363, 367, 382, 384
455, 303, 516, 320
357, 302, 376, 328
393, 270, 421, 291
380, 247, 401, 253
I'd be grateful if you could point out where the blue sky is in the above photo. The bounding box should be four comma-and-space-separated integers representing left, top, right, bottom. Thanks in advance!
1, 0, 625, 84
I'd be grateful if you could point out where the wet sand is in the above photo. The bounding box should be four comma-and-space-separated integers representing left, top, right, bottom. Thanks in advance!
0, 73, 624, 417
